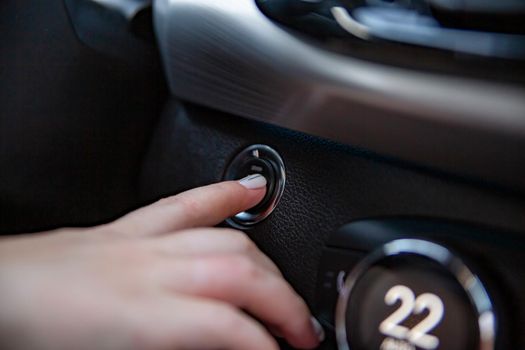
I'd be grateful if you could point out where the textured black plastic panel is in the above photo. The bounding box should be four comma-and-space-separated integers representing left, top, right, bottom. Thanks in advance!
140, 100, 525, 313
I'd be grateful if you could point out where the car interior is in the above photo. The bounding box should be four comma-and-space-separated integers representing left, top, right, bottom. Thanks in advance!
1, 0, 524, 349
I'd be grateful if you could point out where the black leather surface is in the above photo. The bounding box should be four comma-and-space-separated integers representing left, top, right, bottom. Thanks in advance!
140, 100, 525, 311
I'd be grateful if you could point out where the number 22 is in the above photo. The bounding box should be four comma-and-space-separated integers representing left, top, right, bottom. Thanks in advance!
379, 285, 444, 350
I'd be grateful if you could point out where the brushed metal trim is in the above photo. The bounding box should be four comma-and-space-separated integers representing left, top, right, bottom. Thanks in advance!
154, 0, 525, 191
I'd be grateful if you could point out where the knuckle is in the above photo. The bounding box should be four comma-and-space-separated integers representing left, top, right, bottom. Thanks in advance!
230, 255, 260, 281
160, 195, 203, 224
214, 182, 233, 193
113, 242, 152, 265
158, 194, 200, 212
217, 227, 242, 237
230, 231, 256, 253
241, 239, 256, 255
175, 195, 201, 214
213, 304, 244, 330
216, 182, 242, 202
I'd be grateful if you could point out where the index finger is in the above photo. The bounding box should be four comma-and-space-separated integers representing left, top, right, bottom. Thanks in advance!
108, 175, 267, 236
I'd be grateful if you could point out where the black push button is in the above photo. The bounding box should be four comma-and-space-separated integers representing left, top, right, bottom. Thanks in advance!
231, 158, 276, 214
336, 239, 495, 350
223, 144, 286, 228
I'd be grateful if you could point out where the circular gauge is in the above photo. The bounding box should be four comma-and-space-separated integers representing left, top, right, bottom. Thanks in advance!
336, 239, 496, 350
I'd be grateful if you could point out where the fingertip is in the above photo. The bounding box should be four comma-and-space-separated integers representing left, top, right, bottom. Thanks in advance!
310, 317, 325, 344
233, 175, 267, 210
238, 174, 267, 190
282, 310, 323, 349
286, 321, 322, 349
243, 186, 267, 208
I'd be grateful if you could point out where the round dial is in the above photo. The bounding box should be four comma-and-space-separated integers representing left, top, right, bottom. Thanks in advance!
335, 239, 496, 350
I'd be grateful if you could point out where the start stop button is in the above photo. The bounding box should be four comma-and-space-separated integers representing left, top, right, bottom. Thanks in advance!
224, 144, 286, 228
336, 239, 496, 350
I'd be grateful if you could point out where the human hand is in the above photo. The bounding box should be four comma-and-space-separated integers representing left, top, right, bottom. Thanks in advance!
0, 175, 323, 350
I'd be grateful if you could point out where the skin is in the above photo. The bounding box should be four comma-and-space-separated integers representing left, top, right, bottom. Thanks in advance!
0, 180, 320, 350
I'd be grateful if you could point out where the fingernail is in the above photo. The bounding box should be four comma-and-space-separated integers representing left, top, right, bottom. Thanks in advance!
311, 317, 325, 342
238, 174, 267, 190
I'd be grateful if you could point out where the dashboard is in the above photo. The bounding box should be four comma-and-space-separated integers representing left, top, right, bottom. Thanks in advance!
1, 0, 525, 349
150, 3, 525, 347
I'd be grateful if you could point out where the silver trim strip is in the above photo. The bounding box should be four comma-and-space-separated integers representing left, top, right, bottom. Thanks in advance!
331, 7, 371, 40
